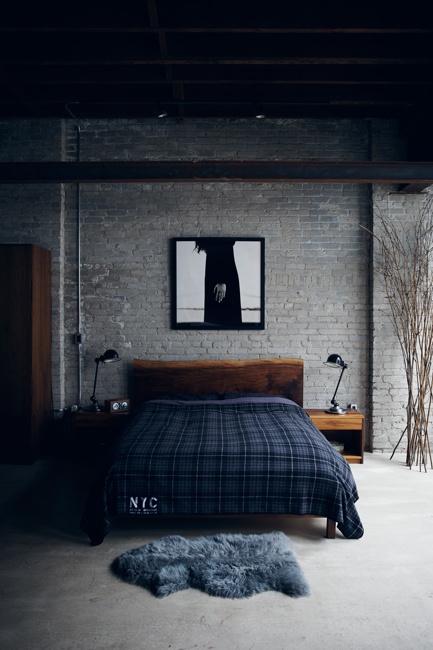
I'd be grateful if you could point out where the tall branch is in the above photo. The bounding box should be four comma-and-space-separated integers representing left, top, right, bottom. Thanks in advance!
358, 192, 433, 470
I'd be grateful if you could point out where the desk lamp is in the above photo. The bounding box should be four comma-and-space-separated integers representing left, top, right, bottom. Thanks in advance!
324, 353, 348, 414
90, 349, 120, 411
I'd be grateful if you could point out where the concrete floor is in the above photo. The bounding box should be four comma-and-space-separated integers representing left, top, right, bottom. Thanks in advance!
1, 451, 433, 650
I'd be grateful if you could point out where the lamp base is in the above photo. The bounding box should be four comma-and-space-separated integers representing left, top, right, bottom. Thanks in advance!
325, 405, 347, 415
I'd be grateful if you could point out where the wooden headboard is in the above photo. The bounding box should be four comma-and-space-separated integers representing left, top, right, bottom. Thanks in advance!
133, 358, 304, 407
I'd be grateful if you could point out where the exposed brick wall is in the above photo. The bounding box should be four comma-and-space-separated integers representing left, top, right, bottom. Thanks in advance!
0, 117, 413, 451
0, 119, 64, 162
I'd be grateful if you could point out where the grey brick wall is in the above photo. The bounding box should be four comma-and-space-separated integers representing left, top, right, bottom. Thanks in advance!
0, 117, 415, 452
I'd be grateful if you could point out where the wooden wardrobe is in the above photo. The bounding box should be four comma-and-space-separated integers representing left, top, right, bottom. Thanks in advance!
0, 244, 51, 463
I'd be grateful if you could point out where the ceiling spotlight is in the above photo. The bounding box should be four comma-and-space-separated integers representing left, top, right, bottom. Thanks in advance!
254, 104, 266, 119
157, 104, 168, 118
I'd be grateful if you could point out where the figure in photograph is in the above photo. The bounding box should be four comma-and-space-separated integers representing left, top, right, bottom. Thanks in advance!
194, 237, 242, 326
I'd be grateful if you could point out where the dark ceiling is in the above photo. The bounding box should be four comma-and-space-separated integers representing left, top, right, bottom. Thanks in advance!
0, 0, 433, 191
1, 1, 433, 159
0, 0, 433, 119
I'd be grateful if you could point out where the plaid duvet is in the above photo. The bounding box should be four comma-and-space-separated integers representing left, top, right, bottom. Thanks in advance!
81, 397, 364, 544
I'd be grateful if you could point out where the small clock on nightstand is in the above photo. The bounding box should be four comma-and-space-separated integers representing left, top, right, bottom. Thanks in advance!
105, 398, 131, 414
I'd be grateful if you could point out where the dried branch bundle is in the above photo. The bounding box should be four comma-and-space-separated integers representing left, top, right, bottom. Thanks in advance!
362, 193, 433, 470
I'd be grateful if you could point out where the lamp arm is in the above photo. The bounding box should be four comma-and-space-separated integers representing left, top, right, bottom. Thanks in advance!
330, 364, 347, 405
90, 359, 100, 405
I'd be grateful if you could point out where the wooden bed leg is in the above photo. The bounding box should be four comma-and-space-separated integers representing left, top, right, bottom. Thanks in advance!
326, 518, 336, 539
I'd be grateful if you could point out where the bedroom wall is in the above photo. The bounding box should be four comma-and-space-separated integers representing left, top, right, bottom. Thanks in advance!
0, 117, 411, 452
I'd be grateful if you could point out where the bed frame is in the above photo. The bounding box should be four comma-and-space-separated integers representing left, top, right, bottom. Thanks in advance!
133, 357, 304, 406
132, 358, 336, 538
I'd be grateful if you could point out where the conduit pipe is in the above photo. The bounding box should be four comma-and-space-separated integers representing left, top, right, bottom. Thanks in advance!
65, 103, 83, 406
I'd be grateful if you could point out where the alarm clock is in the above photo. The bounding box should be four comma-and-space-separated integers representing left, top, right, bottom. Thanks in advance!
105, 398, 130, 414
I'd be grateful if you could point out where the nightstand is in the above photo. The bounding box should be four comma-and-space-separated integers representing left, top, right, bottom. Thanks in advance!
73, 410, 130, 458
305, 409, 365, 464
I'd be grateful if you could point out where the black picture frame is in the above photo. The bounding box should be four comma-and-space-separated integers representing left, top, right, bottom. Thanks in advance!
172, 237, 265, 329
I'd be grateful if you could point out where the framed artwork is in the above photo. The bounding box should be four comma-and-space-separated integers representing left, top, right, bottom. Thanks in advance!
172, 237, 265, 329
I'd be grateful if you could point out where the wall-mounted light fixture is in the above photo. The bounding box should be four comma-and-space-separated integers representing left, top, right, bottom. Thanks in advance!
253, 103, 266, 119
157, 104, 168, 118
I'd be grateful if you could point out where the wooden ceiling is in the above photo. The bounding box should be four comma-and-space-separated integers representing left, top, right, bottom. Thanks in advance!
1, 1, 433, 165
1, 4, 431, 117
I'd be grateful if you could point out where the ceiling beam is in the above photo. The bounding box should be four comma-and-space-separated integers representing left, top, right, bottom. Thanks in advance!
2, 28, 432, 34
0, 161, 432, 185
4, 57, 432, 66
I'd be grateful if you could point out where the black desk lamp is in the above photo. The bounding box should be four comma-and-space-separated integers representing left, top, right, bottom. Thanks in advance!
90, 349, 120, 411
324, 354, 348, 414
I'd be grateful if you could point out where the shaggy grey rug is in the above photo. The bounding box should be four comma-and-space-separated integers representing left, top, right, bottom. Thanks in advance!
111, 531, 310, 599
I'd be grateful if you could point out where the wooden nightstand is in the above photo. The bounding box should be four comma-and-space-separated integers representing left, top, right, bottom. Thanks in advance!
305, 409, 365, 464
73, 410, 130, 458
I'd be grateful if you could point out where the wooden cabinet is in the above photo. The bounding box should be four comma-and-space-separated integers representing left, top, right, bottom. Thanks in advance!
305, 409, 365, 464
0, 244, 51, 463
73, 411, 130, 458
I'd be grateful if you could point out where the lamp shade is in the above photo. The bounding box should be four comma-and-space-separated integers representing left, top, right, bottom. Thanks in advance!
98, 348, 120, 363
324, 354, 346, 369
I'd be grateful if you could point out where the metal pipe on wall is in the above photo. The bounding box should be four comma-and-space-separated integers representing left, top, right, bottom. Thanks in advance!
65, 103, 83, 406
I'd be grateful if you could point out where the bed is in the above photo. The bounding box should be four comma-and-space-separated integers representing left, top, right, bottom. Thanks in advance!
80, 358, 364, 545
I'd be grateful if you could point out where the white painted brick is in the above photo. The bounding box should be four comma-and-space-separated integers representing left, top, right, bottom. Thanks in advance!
0, 117, 421, 452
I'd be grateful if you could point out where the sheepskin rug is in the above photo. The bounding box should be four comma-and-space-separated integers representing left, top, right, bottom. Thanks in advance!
111, 531, 310, 599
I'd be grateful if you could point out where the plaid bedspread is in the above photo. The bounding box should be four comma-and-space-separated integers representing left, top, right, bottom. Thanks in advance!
81, 397, 364, 544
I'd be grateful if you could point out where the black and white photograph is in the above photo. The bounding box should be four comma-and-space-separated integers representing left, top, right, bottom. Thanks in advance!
172, 237, 265, 329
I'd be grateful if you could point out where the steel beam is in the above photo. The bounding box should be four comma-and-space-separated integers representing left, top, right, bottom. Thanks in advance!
0, 161, 432, 185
